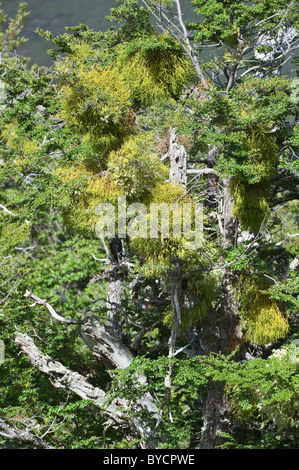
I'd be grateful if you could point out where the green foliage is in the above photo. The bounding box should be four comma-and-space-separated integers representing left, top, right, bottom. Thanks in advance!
0, 2, 29, 53
57, 50, 134, 154
268, 269, 299, 316
108, 349, 299, 448
129, 182, 196, 265
108, 355, 207, 448
191, 0, 294, 42
107, 133, 169, 202
242, 123, 279, 183
54, 165, 121, 237
183, 75, 293, 232
237, 276, 289, 345
189, 0, 298, 79
194, 349, 299, 448
230, 177, 270, 233
114, 34, 194, 107
36, 24, 113, 64
106, 0, 155, 42
0, 0, 298, 451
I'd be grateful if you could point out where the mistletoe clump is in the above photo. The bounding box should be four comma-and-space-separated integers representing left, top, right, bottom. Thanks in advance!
57, 51, 134, 155
107, 134, 168, 203
239, 278, 289, 346
115, 33, 194, 107
230, 176, 271, 233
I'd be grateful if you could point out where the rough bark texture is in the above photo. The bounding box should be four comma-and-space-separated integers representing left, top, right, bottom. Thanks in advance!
201, 270, 242, 357
107, 237, 123, 338
199, 382, 232, 449
22, 290, 159, 446
15, 332, 157, 448
167, 128, 187, 187
165, 131, 241, 445
160, 130, 186, 418
15, 333, 110, 407
199, 266, 243, 446
205, 146, 219, 209
222, 176, 237, 250
80, 315, 159, 416
0, 416, 53, 449
199, 175, 242, 449
80, 315, 133, 371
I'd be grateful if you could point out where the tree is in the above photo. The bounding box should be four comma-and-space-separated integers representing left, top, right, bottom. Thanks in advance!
0, 0, 298, 449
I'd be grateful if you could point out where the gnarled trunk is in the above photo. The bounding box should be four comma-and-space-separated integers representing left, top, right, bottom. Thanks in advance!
199, 381, 232, 449
200, 176, 243, 449
107, 237, 123, 338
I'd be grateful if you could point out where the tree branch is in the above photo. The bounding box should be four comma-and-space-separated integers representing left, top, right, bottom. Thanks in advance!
141, 0, 208, 86
24, 290, 83, 324
0, 416, 53, 449
14, 332, 157, 448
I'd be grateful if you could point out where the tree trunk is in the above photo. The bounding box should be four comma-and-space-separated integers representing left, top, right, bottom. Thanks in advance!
200, 175, 243, 448
0, 416, 53, 449
222, 176, 237, 250
199, 382, 232, 449
80, 315, 159, 416
107, 237, 123, 337
165, 132, 242, 446
159, 129, 186, 421
22, 292, 159, 446
167, 127, 187, 186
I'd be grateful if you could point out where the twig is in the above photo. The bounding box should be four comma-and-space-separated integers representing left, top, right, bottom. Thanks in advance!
24, 290, 83, 324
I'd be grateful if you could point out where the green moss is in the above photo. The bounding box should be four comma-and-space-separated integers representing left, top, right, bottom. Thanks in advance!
55, 165, 121, 237
243, 123, 279, 183
246, 297, 289, 346
130, 182, 192, 263
229, 120, 280, 233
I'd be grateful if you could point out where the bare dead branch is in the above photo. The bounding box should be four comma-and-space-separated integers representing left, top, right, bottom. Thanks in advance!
0, 416, 53, 449
14, 332, 157, 448
24, 290, 83, 324
141, 0, 208, 86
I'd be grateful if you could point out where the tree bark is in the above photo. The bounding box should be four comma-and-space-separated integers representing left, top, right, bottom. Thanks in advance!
199, 176, 242, 448
158, 128, 186, 421
23, 291, 159, 444
165, 127, 187, 187
15, 332, 157, 448
222, 176, 237, 250
164, 129, 242, 445
107, 237, 123, 338
199, 382, 232, 449
0, 416, 53, 449
80, 315, 159, 416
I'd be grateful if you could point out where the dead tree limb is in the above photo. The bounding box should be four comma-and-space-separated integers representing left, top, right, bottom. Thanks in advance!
0, 416, 53, 449
23, 291, 159, 442
15, 333, 157, 448
24, 290, 83, 324
141, 0, 208, 86
80, 315, 159, 417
